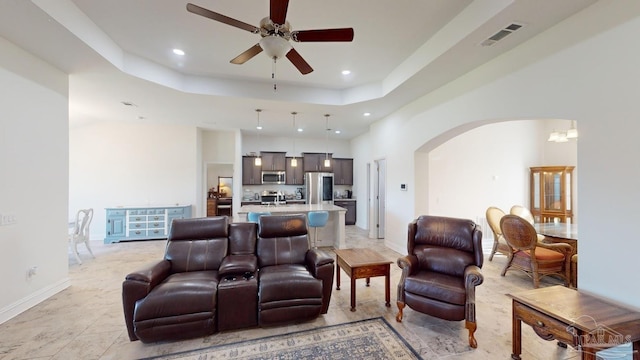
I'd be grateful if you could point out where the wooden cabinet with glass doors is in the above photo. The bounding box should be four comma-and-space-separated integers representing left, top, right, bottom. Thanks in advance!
529, 166, 574, 223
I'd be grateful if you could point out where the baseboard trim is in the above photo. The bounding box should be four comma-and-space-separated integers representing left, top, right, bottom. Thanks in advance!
0, 277, 71, 324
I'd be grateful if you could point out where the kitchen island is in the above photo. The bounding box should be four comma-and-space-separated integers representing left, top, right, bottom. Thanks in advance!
237, 203, 347, 249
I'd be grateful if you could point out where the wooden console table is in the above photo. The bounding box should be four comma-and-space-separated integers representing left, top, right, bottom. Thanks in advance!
334, 248, 392, 312
509, 286, 640, 360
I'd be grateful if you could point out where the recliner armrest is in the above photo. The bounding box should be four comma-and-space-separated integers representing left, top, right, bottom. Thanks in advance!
306, 249, 334, 269
463, 265, 483, 324
122, 259, 171, 341
396, 255, 419, 305
464, 265, 483, 290
219, 254, 258, 277
125, 259, 171, 288
305, 249, 335, 314
396, 255, 419, 275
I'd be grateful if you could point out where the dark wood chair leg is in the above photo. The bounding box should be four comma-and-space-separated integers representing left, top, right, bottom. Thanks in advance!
465, 320, 478, 348
396, 301, 405, 322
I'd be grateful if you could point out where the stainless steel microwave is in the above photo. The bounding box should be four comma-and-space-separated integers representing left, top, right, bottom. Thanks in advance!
262, 171, 286, 184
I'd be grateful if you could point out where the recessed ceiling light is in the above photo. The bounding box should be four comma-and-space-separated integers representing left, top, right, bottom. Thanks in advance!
173, 49, 185, 56
363, 112, 371, 116
341, 70, 351, 75
334, 130, 341, 134
297, 128, 303, 132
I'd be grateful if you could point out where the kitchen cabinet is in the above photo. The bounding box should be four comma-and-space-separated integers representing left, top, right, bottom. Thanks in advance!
104, 205, 192, 243
333, 158, 353, 185
530, 166, 574, 223
242, 156, 262, 185
303, 152, 333, 172
334, 200, 356, 225
260, 151, 286, 171
286, 157, 305, 185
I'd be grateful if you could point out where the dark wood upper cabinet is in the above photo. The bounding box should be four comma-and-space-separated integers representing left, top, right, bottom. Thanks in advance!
303, 152, 333, 172
242, 156, 262, 185
333, 158, 353, 185
260, 152, 286, 171
286, 157, 305, 185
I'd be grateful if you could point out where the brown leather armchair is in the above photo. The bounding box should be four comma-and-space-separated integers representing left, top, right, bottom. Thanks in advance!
256, 214, 334, 326
396, 215, 484, 348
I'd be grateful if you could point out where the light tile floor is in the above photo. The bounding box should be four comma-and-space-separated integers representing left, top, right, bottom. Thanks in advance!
0, 226, 592, 359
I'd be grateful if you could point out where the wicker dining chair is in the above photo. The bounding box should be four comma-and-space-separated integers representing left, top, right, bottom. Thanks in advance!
486, 206, 511, 261
500, 215, 571, 288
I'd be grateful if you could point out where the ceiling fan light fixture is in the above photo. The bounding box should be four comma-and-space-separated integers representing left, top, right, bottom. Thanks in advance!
259, 35, 292, 59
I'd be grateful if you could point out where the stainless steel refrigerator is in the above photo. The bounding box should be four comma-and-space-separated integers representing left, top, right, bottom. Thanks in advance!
305, 172, 334, 204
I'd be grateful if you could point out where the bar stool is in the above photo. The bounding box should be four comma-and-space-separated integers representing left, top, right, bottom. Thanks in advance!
248, 211, 270, 223
307, 211, 329, 248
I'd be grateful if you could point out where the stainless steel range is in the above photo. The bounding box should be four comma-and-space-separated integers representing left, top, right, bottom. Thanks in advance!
260, 190, 286, 205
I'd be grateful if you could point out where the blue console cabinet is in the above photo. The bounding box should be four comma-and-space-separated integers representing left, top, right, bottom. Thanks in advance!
104, 205, 192, 244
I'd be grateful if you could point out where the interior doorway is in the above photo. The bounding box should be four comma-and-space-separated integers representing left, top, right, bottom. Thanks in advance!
203, 163, 234, 217
374, 159, 386, 239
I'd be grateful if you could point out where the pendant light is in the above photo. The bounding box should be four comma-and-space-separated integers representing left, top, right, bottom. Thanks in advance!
254, 109, 262, 166
566, 120, 578, 139
324, 114, 331, 168
291, 112, 298, 167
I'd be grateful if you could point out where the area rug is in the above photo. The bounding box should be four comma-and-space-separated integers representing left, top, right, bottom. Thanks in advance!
141, 317, 422, 360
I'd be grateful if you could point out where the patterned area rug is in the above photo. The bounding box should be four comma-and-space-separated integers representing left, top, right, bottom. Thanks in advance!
141, 317, 421, 360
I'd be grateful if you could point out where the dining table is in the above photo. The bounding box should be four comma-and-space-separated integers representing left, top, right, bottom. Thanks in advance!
534, 222, 578, 287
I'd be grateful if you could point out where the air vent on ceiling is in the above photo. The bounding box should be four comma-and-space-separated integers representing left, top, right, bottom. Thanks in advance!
480, 23, 523, 47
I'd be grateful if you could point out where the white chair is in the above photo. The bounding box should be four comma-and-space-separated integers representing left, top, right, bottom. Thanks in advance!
486, 206, 511, 261
69, 208, 94, 264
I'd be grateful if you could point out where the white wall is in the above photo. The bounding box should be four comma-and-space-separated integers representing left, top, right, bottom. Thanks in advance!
427, 120, 545, 221
0, 37, 70, 322
352, 1, 640, 306
69, 121, 199, 239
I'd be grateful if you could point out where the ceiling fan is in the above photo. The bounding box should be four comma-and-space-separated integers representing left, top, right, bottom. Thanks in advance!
186, 1, 354, 75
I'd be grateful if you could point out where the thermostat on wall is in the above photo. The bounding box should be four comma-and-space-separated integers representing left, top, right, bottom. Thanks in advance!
400, 183, 407, 191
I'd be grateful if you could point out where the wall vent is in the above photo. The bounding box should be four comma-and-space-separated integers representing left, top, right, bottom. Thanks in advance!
480, 23, 524, 47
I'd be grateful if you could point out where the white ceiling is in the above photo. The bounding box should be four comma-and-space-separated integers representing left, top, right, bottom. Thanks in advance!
0, 0, 597, 139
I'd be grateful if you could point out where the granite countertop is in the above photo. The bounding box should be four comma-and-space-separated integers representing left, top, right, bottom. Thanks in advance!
238, 203, 346, 214
107, 204, 189, 209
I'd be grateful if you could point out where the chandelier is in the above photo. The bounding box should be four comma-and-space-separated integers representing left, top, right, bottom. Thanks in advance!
548, 120, 578, 142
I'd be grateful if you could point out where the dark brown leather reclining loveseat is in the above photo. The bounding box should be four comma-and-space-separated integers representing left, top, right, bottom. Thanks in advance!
122, 214, 335, 343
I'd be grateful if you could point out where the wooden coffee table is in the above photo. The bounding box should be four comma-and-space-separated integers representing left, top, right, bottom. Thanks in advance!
509, 285, 640, 360
334, 248, 392, 312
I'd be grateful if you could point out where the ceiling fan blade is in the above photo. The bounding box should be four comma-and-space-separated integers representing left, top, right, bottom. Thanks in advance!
230, 44, 263, 64
187, 3, 259, 33
270, 0, 289, 25
292, 28, 354, 42
286, 48, 313, 75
